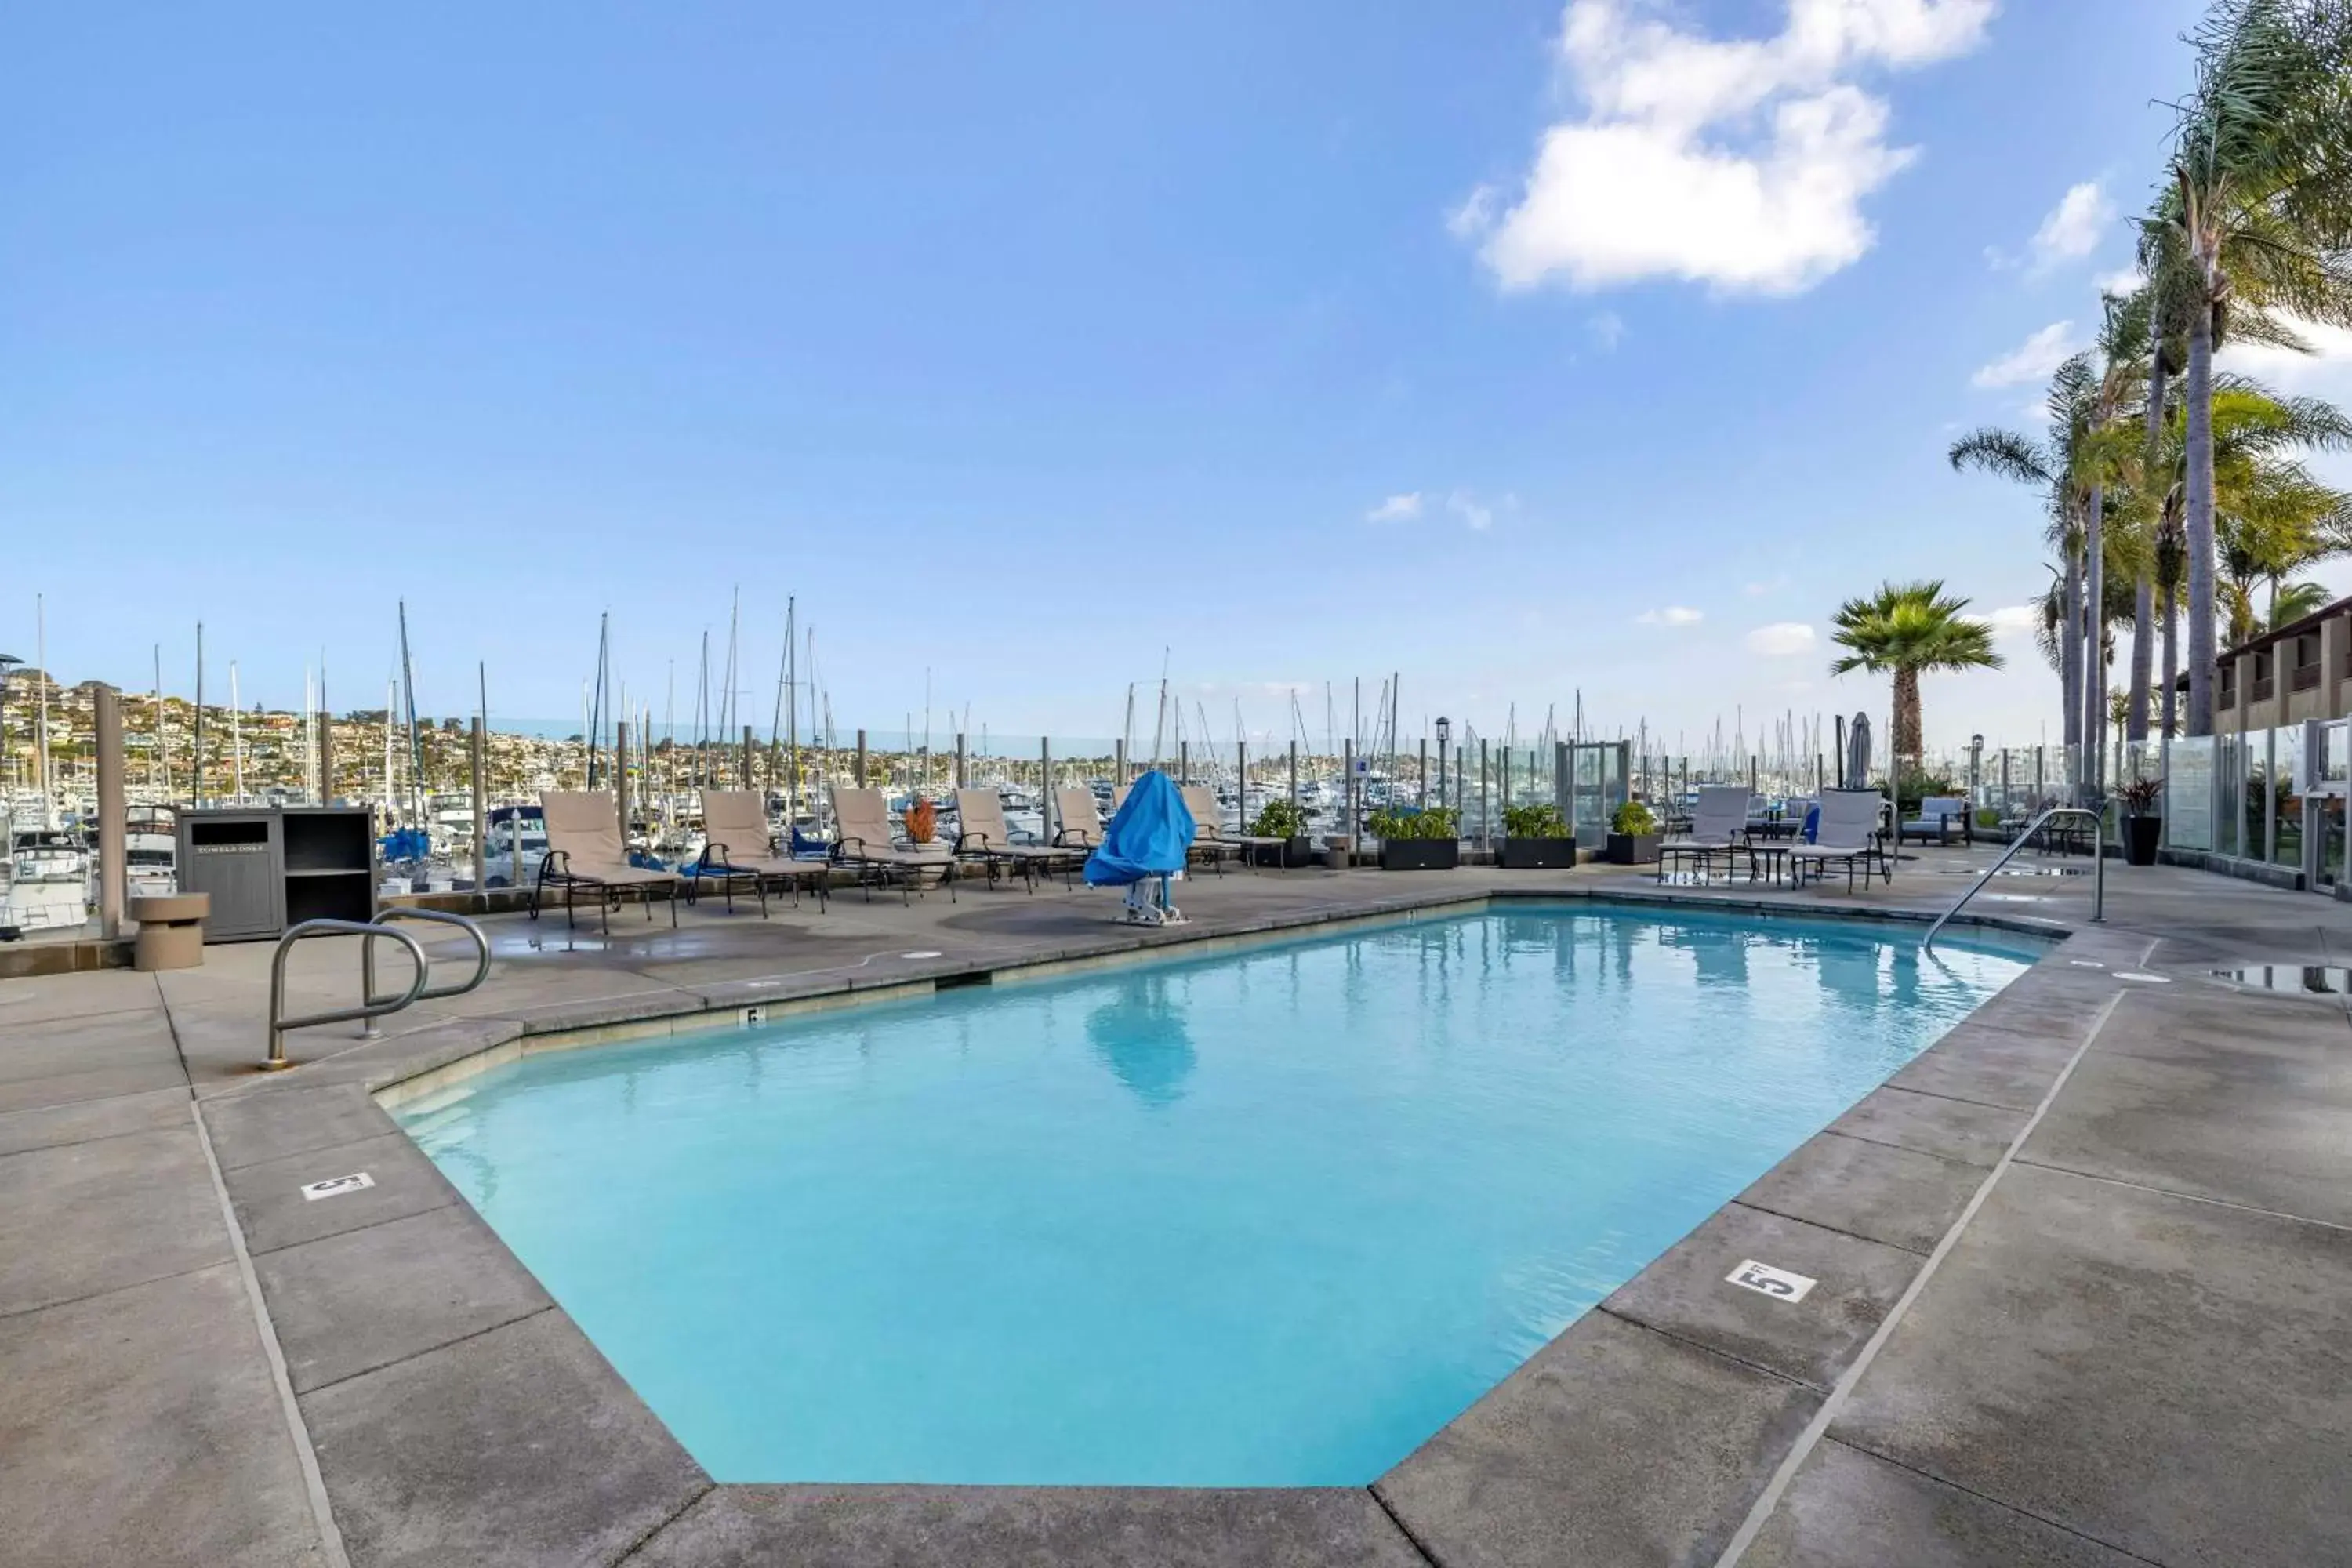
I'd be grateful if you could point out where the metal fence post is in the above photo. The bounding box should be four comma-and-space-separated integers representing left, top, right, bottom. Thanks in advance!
470, 718, 487, 896
1345, 740, 1357, 854
616, 722, 632, 869
96, 686, 125, 939
1040, 738, 1055, 844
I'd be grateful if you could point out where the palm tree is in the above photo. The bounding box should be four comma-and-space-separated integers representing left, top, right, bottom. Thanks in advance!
1828, 582, 2004, 764
2079, 294, 2155, 788
1952, 357, 2100, 764
2151, 0, 2352, 735
2145, 374, 2352, 661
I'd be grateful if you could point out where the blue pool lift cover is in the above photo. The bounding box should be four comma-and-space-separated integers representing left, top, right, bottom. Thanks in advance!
1084, 770, 1195, 886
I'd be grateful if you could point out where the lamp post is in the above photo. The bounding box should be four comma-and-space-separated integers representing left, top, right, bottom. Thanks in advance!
1436, 717, 1450, 810
1969, 734, 1984, 807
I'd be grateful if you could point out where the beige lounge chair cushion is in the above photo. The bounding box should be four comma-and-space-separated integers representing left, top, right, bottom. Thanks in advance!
832, 789, 949, 863
956, 789, 1069, 862
699, 791, 775, 859
1054, 788, 1104, 844
540, 791, 681, 885
696, 790, 823, 875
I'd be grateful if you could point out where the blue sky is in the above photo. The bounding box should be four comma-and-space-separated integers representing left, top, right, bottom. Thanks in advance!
20, 0, 2339, 757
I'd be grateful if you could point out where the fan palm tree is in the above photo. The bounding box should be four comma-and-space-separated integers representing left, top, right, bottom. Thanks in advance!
1828, 582, 2004, 764
2149, 0, 2352, 735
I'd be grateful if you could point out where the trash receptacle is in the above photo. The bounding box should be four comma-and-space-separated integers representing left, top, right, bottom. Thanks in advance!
132, 893, 210, 971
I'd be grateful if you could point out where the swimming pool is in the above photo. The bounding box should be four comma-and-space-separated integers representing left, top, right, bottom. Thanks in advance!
395, 905, 2037, 1486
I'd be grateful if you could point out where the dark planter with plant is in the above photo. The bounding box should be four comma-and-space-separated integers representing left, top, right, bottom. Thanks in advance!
1247, 800, 1315, 868
1499, 802, 1577, 869
1605, 800, 1662, 866
1370, 806, 1461, 871
2118, 775, 2163, 866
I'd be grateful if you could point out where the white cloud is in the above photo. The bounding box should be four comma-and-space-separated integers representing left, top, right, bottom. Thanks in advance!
2220, 318, 2352, 397
1365, 492, 1423, 524
2094, 264, 2147, 296
1746, 622, 1817, 656
2026, 181, 2113, 273
1972, 321, 2081, 388
1446, 184, 1500, 239
1973, 604, 2042, 638
1744, 575, 1790, 597
1466, 0, 1995, 296
1447, 491, 1495, 531
1637, 605, 1704, 626
1588, 310, 1627, 350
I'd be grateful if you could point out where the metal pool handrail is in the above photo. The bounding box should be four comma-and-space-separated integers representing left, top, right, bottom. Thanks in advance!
361, 908, 492, 1018
265, 920, 430, 1070
1922, 807, 2104, 954
263, 909, 491, 1069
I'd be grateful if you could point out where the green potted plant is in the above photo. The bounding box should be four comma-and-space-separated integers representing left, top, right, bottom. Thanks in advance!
1499, 802, 1576, 869
1368, 805, 1460, 870
2118, 775, 2163, 866
1605, 800, 1661, 865
1247, 799, 1312, 868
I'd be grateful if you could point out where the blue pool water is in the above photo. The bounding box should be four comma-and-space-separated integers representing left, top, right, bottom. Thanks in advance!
396, 906, 2035, 1486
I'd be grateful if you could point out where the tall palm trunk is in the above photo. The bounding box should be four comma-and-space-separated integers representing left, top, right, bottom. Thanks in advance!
2060, 543, 2084, 788
1893, 666, 1922, 765
2184, 296, 2218, 735
2129, 342, 2167, 743
2129, 578, 2154, 746
2085, 484, 2106, 790
2161, 582, 2179, 738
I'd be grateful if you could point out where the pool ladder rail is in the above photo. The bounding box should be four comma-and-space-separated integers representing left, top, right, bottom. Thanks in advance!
264, 908, 492, 1070
1922, 807, 2105, 955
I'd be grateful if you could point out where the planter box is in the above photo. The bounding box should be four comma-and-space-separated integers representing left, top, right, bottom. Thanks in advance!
1500, 837, 1577, 870
1249, 837, 1316, 869
1379, 838, 1461, 872
1605, 832, 1662, 866
2123, 815, 2162, 866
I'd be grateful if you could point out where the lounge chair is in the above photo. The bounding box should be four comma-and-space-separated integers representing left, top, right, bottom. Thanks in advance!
1900, 795, 1973, 846
828, 788, 955, 903
1174, 786, 1248, 877
954, 788, 1080, 891
1657, 784, 1751, 883
1053, 787, 1106, 854
532, 790, 688, 933
1788, 789, 1893, 892
694, 790, 830, 915
1179, 784, 1277, 873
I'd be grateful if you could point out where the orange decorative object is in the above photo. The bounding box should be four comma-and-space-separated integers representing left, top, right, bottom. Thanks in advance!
905, 797, 938, 844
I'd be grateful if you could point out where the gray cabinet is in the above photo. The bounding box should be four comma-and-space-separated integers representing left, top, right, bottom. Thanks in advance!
177, 808, 375, 942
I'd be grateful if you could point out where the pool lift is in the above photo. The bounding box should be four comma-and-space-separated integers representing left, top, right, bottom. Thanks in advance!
1084, 768, 1193, 926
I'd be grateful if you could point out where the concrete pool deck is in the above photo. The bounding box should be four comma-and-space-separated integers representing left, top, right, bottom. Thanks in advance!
2, 851, 2347, 1566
